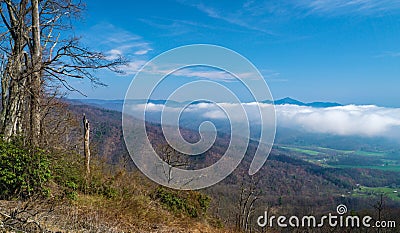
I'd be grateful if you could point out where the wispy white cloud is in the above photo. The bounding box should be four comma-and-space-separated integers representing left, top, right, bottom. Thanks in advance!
294, 0, 400, 15
173, 0, 400, 43
261, 69, 288, 82
178, 1, 277, 35
134, 49, 152, 55
139, 18, 192, 37
139, 17, 248, 37
88, 23, 152, 54
85, 23, 153, 76
178, 0, 400, 34
134, 64, 258, 82
173, 68, 254, 81
121, 60, 148, 75
375, 51, 400, 58
106, 49, 123, 60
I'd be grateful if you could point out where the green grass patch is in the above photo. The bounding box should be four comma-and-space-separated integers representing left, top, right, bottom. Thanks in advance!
280, 146, 322, 156
352, 186, 400, 201
281, 145, 387, 157
331, 165, 400, 172
353, 150, 385, 157
315, 147, 354, 154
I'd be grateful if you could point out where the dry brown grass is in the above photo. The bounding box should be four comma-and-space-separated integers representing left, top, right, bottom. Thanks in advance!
0, 196, 236, 232
0, 168, 238, 233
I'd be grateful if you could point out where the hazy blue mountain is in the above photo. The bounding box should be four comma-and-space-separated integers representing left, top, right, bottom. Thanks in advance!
273, 97, 306, 106
67, 99, 183, 112
262, 97, 342, 108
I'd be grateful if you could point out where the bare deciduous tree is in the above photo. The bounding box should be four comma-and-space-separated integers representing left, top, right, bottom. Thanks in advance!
235, 174, 261, 232
0, 0, 124, 146
156, 144, 188, 183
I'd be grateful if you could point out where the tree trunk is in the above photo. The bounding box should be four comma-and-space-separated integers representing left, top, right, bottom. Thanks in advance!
30, 0, 42, 146
3, 67, 22, 140
0, 58, 8, 131
83, 114, 91, 176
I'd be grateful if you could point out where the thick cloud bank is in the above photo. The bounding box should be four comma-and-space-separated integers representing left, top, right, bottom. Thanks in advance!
127, 102, 400, 138
275, 104, 400, 137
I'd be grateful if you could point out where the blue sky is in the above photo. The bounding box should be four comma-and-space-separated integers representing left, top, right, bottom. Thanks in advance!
69, 0, 400, 107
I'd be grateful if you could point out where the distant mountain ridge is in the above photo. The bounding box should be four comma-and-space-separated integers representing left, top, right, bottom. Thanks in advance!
262, 97, 342, 108
68, 97, 342, 112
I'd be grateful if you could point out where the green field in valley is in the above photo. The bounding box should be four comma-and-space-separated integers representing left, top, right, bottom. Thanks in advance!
331, 165, 400, 172
351, 186, 400, 201
278, 145, 400, 172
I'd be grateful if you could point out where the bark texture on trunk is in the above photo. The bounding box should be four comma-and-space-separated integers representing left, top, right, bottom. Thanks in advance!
83, 114, 91, 176
30, 0, 42, 146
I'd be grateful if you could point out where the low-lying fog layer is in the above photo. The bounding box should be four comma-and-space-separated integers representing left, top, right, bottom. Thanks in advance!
125, 102, 400, 139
